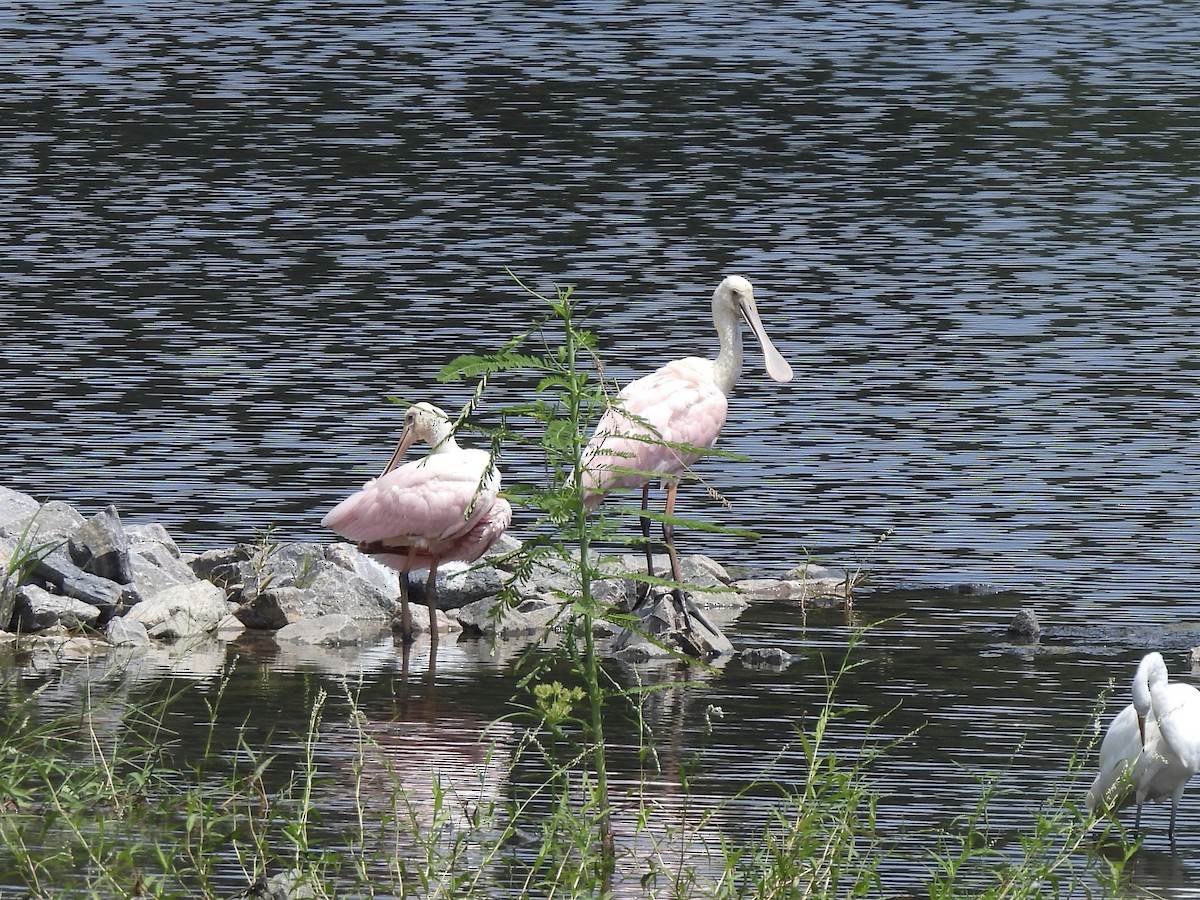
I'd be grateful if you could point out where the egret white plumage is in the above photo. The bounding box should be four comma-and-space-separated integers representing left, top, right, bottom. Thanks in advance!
1087, 652, 1159, 816
323, 402, 511, 644
1088, 651, 1200, 840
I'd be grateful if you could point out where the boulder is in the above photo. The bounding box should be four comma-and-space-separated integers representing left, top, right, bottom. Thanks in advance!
735, 572, 854, 606
32, 545, 132, 613
129, 542, 202, 603
190, 544, 256, 590
611, 589, 734, 662
16, 583, 102, 631
779, 562, 859, 601
736, 647, 798, 670
125, 581, 232, 640
600, 552, 732, 586
0, 486, 41, 533
68, 505, 132, 585
482, 533, 524, 569
126, 523, 183, 556
106, 616, 152, 647
407, 560, 507, 610
1007, 607, 1041, 641
395, 603, 461, 638
455, 594, 561, 638
234, 562, 396, 630
276, 614, 368, 646
18, 500, 86, 542
326, 543, 401, 600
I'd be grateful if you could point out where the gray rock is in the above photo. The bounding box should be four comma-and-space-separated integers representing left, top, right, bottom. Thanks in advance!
601, 552, 732, 586
408, 560, 507, 610
129, 542, 201, 603
0, 534, 19, 630
276, 614, 367, 646
483, 532, 524, 569
781, 563, 859, 600
69, 505, 132, 585
254, 542, 328, 583
511, 553, 580, 598
394, 603, 460, 638
125, 523, 182, 557
591, 577, 635, 610
106, 616, 152, 647
190, 544, 255, 589
235, 564, 396, 630
125, 581, 231, 640
736, 573, 854, 605
326, 543, 401, 600
0, 486, 41, 534
736, 647, 797, 670
611, 590, 734, 662
455, 594, 561, 638
1007, 607, 1041, 641
15, 583, 101, 631
33, 546, 130, 612
19, 500, 86, 542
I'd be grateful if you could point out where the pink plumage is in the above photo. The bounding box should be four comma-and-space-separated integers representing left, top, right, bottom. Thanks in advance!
324, 449, 508, 562
577, 276, 792, 606
323, 402, 510, 642
581, 276, 792, 508
581, 357, 729, 506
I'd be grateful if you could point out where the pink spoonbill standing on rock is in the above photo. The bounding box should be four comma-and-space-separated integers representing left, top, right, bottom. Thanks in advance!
322, 402, 512, 644
579, 275, 793, 600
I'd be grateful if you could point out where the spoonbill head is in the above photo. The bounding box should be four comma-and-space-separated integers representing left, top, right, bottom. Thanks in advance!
382, 401, 458, 475
710, 274, 793, 392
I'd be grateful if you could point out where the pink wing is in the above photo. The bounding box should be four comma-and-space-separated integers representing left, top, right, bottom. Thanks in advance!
369, 497, 513, 571
323, 448, 496, 547
582, 357, 728, 504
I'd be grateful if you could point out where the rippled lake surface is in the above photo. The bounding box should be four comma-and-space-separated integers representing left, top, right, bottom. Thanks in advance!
4, 0, 1200, 894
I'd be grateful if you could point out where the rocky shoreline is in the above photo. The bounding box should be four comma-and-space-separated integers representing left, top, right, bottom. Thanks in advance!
0, 485, 858, 668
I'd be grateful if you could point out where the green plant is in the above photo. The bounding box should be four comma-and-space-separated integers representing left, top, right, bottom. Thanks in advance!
440, 273, 623, 881
923, 699, 1132, 900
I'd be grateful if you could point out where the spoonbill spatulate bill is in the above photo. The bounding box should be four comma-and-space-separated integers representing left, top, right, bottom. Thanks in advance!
323, 402, 511, 644
580, 275, 793, 600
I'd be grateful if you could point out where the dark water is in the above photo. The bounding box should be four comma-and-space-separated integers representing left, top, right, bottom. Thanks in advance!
4, 0, 1200, 894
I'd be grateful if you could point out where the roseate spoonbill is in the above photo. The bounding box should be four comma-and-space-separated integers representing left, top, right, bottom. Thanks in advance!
322, 402, 512, 644
580, 275, 793, 598
1089, 652, 1200, 840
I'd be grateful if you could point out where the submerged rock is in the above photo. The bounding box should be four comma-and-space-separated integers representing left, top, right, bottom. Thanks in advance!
1007, 607, 1041, 642
276, 614, 369, 646
736, 647, 798, 670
